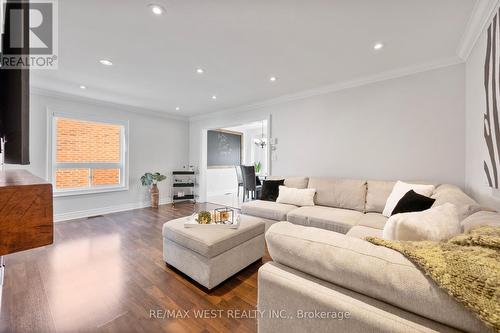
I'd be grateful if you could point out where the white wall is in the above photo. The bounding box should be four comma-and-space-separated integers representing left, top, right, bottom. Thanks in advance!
190, 64, 466, 202
206, 168, 238, 196
465, 2, 500, 211
247, 126, 269, 176
13, 63, 468, 216
7, 91, 189, 221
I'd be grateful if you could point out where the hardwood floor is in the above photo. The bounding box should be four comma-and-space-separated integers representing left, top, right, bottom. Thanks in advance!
0, 203, 271, 333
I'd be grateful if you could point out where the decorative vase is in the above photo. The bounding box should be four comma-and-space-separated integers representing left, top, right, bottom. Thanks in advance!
150, 184, 159, 208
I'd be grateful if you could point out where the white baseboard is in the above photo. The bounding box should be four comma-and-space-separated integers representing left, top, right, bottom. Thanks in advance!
54, 197, 171, 222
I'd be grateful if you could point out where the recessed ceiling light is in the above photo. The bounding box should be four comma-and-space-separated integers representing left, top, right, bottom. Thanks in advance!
373, 42, 384, 50
149, 4, 164, 15
99, 59, 113, 66
270, 76, 277, 82
79, 85, 87, 90
196, 68, 204, 74
175, 106, 180, 111
211, 95, 217, 100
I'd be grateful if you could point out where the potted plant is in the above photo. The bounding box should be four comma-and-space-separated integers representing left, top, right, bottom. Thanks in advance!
196, 211, 212, 224
140, 172, 167, 208
255, 161, 262, 174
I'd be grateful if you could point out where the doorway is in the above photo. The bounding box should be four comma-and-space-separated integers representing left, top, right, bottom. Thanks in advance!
206, 120, 269, 208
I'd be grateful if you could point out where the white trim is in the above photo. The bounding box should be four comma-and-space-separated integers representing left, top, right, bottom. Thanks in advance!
54, 197, 171, 222
189, 56, 463, 122
52, 111, 130, 126
457, 0, 500, 60
48, 110, 130, 196
31, 86, 188, 122
33, 56, 461, 123
55, 162, 122, 169
53, 186, 128, 198
199, 116, 271, 203
267, 114, 273, 176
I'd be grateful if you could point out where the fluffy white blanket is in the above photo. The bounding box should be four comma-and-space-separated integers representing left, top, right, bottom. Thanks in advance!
383, 203, 461, 241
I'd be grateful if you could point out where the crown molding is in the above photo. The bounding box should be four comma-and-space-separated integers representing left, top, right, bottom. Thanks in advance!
32, 55, 463, 124
189, 56, 463, 122
457, 0, 500, 60
30, 86, 188, 122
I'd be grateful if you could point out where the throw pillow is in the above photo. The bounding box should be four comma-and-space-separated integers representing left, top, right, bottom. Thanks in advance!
382, 181, 435, 217
276, 186, 316, 206
382, 203, 461, 241
391, 190, 436, 215
260, 179, 285, 202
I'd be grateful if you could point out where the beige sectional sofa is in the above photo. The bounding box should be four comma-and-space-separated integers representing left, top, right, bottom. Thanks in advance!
240, 177, 498, 333
241, 177, 485, 235
242, 177, 400, 233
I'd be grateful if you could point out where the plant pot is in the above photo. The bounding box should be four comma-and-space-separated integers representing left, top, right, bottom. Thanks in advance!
150, 184, 159, 208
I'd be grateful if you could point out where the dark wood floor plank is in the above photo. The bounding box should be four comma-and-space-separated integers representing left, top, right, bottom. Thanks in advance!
0, 202, 268, 333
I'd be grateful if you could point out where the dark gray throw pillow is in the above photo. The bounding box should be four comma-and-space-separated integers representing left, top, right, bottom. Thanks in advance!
260, 179, 285, 202
391, 190, 436, 216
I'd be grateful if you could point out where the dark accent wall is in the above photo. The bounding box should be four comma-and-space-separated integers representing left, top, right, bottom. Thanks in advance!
483, 8, 500, 189
0, 0, 30, 165
207, 130, 242, 167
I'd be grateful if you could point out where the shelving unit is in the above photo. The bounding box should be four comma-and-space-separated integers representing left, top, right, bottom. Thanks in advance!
172, 170, 196, 206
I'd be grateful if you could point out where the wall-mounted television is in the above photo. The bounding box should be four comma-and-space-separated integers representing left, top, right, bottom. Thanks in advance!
0, 0, 30, 165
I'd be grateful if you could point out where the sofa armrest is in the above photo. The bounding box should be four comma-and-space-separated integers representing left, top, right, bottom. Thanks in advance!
265, 222, 491, 333
461, 211, 500, 233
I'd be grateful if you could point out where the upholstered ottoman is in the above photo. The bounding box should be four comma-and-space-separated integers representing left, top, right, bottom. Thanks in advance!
162, 215, 265, 289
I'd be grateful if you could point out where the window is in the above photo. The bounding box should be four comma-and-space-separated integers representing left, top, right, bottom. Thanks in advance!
50, 113, 128, 196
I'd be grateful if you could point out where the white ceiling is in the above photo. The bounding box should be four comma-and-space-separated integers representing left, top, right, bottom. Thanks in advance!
31, 0, 476, 117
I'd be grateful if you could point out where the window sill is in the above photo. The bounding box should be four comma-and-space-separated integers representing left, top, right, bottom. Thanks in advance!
53, 186, 129, 197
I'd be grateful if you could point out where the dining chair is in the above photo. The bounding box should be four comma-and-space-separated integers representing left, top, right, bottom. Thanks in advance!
235, 165, 244, 198
240, 165, 262, 202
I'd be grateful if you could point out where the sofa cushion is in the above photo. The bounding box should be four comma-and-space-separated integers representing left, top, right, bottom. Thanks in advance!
366, 180, 396, 213
267, 176, 309, 189
431, 184, 486, 221
307, 178, 367, 212
357, 213, 388, 230
162, 216, 265, 258
346, 225, 383, 239
285, 177, 309, 189
461, 211, 500, 233
276, 186, 316, 207
265, 222, 491, 333
241, 200, 297, 221
286, 206, 362, 234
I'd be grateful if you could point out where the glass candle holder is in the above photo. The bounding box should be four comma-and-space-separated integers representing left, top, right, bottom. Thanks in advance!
214, 207, 234, 224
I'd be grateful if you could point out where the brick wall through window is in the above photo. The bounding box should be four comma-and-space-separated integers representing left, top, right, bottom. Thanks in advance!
92, 169, 120, 186
55, 168, 89, 189
54, 117, 124, 191
56, 118, 121, 163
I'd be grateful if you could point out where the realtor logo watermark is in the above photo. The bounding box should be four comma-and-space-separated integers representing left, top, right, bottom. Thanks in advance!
0, 0, 58, 69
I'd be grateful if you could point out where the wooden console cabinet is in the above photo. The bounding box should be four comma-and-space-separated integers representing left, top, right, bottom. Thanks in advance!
0, 170, 53, 256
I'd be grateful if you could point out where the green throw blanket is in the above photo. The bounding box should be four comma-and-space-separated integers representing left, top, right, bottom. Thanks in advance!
366, 226, 500, 332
